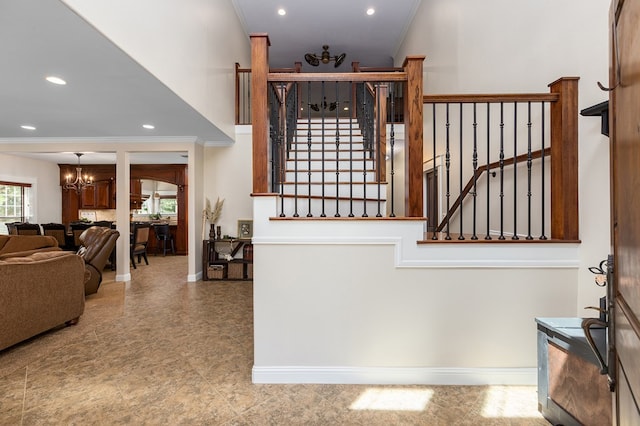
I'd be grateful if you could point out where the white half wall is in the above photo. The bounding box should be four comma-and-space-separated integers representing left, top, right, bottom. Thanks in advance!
252, 196, 579, 385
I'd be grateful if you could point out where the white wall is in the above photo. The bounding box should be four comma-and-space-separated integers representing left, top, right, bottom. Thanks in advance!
0, 153, 62, 225
396, 0, 611, 312
203, 126, 253, 240
62, 0, 251, 141
252, 195, 579, 384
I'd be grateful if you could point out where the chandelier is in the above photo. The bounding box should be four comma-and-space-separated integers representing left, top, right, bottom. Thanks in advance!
64, 153, 94, 194
304, 45, 346, 68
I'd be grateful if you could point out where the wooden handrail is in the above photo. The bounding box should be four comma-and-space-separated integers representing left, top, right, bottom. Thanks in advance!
435, 148, 551, 232
424, 93, 559, 103
268, 72, 407, 83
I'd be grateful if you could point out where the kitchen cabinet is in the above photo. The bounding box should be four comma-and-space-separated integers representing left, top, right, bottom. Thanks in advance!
129, 178, 142, 209
81, 179, 113, 209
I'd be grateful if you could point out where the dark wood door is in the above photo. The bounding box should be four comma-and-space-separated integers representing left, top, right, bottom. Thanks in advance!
610, 0, 640, 423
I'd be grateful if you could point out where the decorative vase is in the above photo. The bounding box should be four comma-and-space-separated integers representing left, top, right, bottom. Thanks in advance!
209, 224, 216, 240
216, 226, 222, 240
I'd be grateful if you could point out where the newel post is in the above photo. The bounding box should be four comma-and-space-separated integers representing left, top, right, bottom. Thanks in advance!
251, 33, 270, 194
549, 76, 580, 240
403, 56, 425, 217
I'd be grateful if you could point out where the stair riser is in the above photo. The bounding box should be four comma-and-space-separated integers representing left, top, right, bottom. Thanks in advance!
286, 159, 370, 170
285, 171, 377, 183
286, 151, 373, 161
278, 198, 388, 218
279, 183, 387, 199
292, 135, 365, 144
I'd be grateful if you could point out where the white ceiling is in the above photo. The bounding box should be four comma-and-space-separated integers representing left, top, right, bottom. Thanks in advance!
0, 0, 420, 165
231, 0, 421, 70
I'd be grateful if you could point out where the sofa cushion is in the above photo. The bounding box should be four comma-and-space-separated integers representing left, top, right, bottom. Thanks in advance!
0, 235, 58, 256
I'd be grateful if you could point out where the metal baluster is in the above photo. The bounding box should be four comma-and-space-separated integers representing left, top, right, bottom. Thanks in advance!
499, 102, 505, 240
334, 82, 341, 217
376, 84, 383, 218
485, 103, 492, 240
349, 83, 355, 217
526, 102, 533, 240
279, 83, 286, 217
458, 103, 465, 239
540, 102, 547, 239
512, 102, 519, 240
432, 103, 438, 239
320, 82, 327, 217
472, 103, 478, 240
292, 82, 299, 217
445, 103, 451, 240
306, 82, 313, 217
389, 83, 396, 218
362, 83, 368, 217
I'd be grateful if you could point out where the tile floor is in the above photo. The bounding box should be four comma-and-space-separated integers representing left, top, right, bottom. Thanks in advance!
0, 256, 549, 425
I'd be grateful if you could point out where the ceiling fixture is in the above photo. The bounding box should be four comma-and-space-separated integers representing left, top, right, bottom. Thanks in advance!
304, 45, 346, 68
142, 124, 155, 129
310, 97, 338, 112
366, 8, 376, 16
20, 125, 36, 130
64, 153, 94, 194
277, 8, 286, 16
45, 76, 67, 85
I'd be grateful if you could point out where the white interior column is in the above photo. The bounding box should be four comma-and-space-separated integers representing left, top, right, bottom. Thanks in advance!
115, 150, 131, 282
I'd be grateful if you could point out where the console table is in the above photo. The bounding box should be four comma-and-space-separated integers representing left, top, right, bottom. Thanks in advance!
536, 317, 611, 426
202, 239, 252, 281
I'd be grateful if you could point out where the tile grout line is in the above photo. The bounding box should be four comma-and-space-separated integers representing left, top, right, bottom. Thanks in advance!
20, 366, 27, 425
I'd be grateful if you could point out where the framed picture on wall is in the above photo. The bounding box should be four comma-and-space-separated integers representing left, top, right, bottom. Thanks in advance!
237, 219, 253, 239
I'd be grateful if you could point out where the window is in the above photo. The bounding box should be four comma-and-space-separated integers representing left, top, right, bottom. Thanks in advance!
0, 181, 32, 234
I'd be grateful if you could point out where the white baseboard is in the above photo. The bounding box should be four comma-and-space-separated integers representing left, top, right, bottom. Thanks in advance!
252, 366, 537, 386
188, 271, 202, 282
115, 273, 131, 282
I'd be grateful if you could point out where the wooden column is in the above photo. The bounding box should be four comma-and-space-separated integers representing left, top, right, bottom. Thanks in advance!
549, 77, 580, 240
251, 33, 270, 194
403, 56, 426, 217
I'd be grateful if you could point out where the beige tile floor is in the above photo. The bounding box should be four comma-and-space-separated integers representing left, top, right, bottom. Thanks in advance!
0, 256, 549, 425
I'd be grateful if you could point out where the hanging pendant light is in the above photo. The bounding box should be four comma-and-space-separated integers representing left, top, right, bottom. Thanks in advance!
64, 153, 94, 194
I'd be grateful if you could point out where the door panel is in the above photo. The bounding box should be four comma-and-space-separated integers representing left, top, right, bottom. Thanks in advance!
611, 0, 640, 423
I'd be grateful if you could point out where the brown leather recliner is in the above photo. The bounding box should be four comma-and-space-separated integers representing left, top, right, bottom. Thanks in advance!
76, 226, 120, 295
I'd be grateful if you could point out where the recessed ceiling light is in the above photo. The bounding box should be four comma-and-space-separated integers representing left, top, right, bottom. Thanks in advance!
366, 8, 375, 16
20, 125, 36, 130
45, 76, 67, 85
142, 124, 155, 130
277, 8, 286, 16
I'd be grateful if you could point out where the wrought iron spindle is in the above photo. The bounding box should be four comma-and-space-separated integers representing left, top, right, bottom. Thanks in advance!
306, 82, 313, 217
376, 84, 383, 218
278, 83, 286, 216
349, 82, 355, 217
320, 81, 327, 217
292, 82, 299, 217
389, 83, 396, 218
540, 102, 547, 239
512, 102, 519, 240
526, 102, 533, 240
485, 103, 491, 240
432, 103, 438, 239
362, 83, 368, 218
499, 102, 505, 240
471, 103, 478, 240
458, 103, 464, 240
334, 82, 341, 217
445, 103, 451, 240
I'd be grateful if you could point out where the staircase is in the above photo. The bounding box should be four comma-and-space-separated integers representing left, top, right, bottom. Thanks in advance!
276, 118, 387, 217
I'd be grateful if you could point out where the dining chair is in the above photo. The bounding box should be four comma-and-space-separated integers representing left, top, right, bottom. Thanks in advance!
15, 223, 42, 235
153, 223, 175, 256
130, 222, 151, 268
41, 223, 69, 249
69, 222, 94, 250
